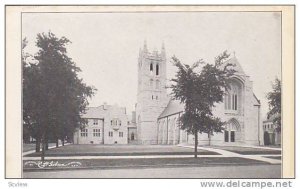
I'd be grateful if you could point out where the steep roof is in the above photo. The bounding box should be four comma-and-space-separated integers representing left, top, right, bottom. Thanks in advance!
158, 99, 184, 119
224, 56, 245, 75
81, 106, 105, 119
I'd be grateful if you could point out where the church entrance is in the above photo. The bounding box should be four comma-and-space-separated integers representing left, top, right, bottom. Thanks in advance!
224, 119, 241, 143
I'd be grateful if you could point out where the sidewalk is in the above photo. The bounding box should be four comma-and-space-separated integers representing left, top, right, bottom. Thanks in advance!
177, 145, 281, 164
23, 154, 220, 160
239, 145, 281, 151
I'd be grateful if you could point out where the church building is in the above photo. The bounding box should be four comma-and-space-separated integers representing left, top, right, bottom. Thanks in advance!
136, 42, 262, 146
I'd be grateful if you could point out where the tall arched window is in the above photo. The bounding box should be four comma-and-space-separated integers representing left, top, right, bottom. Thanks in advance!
225, 85, 238, 111
232, 87, 238, 110
150, 63, 153, 72
156, 64, 159, 75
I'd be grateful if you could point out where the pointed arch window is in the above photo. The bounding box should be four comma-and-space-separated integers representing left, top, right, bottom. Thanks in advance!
225, 86, 238, 111
156, 64, 159, 75
150, 63, 153, 72
232, 87, 238, 111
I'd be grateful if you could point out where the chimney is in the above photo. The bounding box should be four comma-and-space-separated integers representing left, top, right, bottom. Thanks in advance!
103, 102, 107, 110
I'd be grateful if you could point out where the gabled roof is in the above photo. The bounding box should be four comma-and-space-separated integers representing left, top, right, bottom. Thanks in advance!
81, 106, 105, 119
224, 56, 245, 75
158, 99, 184, 119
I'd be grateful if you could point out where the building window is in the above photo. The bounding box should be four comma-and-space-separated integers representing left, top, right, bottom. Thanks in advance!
131, 132, 135, 140
93, 119, 98, 125
230, 131, 235, 142
150, 63, 153, 72
80, 129, 88, 137
93, 129, 101, 137
156, 95, 158, 100
111, 119, 120, 126
224, 130, 229, 142
119, 120, 122, 126
109, 131, 113, 137
119, 132, 123, 137
156, 64, 159, 75
225, 87, 238, 111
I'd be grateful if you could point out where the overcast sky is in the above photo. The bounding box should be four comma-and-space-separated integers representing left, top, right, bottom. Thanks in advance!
22, 12, 281, 119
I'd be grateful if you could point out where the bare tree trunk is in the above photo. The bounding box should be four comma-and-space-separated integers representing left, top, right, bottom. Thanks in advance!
62, 138, 65, 146
35, 137, 40, 152
208, 133, 211, 146
45, 137, 49, 150
41, 140, 45, 162
194, 131, 198, 158
56, 138, 59, 148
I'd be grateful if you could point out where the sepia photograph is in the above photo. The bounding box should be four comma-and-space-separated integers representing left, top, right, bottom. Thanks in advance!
4, 5, 295, 180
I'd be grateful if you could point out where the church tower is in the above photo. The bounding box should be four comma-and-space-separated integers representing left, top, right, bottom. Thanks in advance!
136, 41, 168, 144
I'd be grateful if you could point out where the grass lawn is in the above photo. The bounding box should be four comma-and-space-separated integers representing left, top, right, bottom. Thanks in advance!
23, 144, 37, 152
23, 157, 268, 171
263, 156, 282, 160
25, 144, 219, 157
211, 146, 281, 155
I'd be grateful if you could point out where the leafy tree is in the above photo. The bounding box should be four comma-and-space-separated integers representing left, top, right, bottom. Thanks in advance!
22, 38, 31, 144
23, 32, 96, 160
22, 38, 43, 151
170, 51, 235, 158
266, 78, 281, 132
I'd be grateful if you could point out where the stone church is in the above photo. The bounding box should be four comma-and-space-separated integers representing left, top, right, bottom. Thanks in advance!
136, 42, 262, 146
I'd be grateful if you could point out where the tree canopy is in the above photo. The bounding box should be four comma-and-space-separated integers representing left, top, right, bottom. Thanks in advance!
170, 51, 235, 157
22, 32, 96, 159
266, 78, 281, 132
